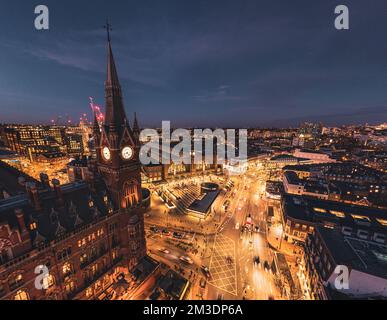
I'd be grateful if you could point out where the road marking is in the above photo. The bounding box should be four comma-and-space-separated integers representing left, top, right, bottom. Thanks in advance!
208, 234, 238, 296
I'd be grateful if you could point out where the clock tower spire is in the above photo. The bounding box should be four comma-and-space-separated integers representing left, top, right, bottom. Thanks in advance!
96, 22, 142, 211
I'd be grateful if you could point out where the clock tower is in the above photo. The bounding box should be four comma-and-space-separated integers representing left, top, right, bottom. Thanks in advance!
94, 24, 146, 268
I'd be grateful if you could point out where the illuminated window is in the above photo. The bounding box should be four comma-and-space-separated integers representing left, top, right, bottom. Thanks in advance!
112, 249, 119, 260
351, 215, 370, 222
14, 290, 29, 300
330, 210, 345, 218
65, 281, 75, 293
62, 262, 72, 276
42, 274, 55, 289
95, 280, 102, 292
30, 222, 38, 231
92, 264, 99, 276
80, 253, 88, 265
376, 219, 387, 226
86, 288, 93, 298
314, 208, 327, 213
122, 181, 139, 209
88, 200, 94, 208
9, 274, 23, 291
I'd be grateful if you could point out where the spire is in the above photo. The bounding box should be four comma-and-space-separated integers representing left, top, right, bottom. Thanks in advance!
106, 41, 121, 90
104, 21, 128, 129
93, 110, 100, 134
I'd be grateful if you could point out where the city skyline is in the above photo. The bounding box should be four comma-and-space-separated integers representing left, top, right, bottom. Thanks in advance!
0, 2, 386, 304
1, 1, 387, 127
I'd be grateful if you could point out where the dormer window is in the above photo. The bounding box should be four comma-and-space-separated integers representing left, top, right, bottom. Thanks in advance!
103, 196, 108, 204
30, 222, 38, 231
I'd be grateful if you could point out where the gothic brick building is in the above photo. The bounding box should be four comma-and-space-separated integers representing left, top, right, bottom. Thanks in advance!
0, 31, 150, 300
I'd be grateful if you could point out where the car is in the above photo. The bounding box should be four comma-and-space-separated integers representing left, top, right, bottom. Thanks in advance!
235, 223, 240, 230
253, 256, 260, 266
264, 261, 270, 272
150, 226, 159, 233
223, 200, 230, 208
199, 278, 207, 289
173, 232, 184, 239
201, 265, 212, 279
180, 256, 194, 264
158, 248, 170, 254
254, 226, 260, 233
161, 229, 171, 236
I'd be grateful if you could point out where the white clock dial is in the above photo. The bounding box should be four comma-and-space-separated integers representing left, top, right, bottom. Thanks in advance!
122, 146, 133, 160
102, 147, 111, 160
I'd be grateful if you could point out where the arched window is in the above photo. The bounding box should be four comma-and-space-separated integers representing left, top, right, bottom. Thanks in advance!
15, 289, 29, 300
122, 181, 139, 209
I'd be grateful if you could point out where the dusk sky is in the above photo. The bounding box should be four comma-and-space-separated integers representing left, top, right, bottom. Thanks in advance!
1, 0, 387, 127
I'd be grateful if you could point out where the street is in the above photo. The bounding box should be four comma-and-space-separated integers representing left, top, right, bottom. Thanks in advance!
144, 161, 288, 300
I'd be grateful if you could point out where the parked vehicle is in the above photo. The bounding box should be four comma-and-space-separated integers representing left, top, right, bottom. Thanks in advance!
173, 232, 184, 239
201, 265, 212, 279
180, 256, 194, 264
158, 248, 170, 254
150, 226, 159, 233
161, 229, 171, 236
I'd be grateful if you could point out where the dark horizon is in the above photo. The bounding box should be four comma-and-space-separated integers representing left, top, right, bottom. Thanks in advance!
1, 1, 387, 127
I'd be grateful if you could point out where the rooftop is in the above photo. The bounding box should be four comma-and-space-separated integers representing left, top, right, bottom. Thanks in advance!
317, 226, 387, 280
188, 190, 220, 215
282, 194, 387, 228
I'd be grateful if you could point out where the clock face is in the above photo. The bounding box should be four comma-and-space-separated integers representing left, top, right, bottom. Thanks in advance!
121, 146, 133, 160
102, 147, 111, 160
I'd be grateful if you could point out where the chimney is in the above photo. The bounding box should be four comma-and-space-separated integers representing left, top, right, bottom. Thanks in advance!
26, 182, 41, 211
15, 208, 26, 230
39, 173, 50, 189
52, 179, 64, 205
